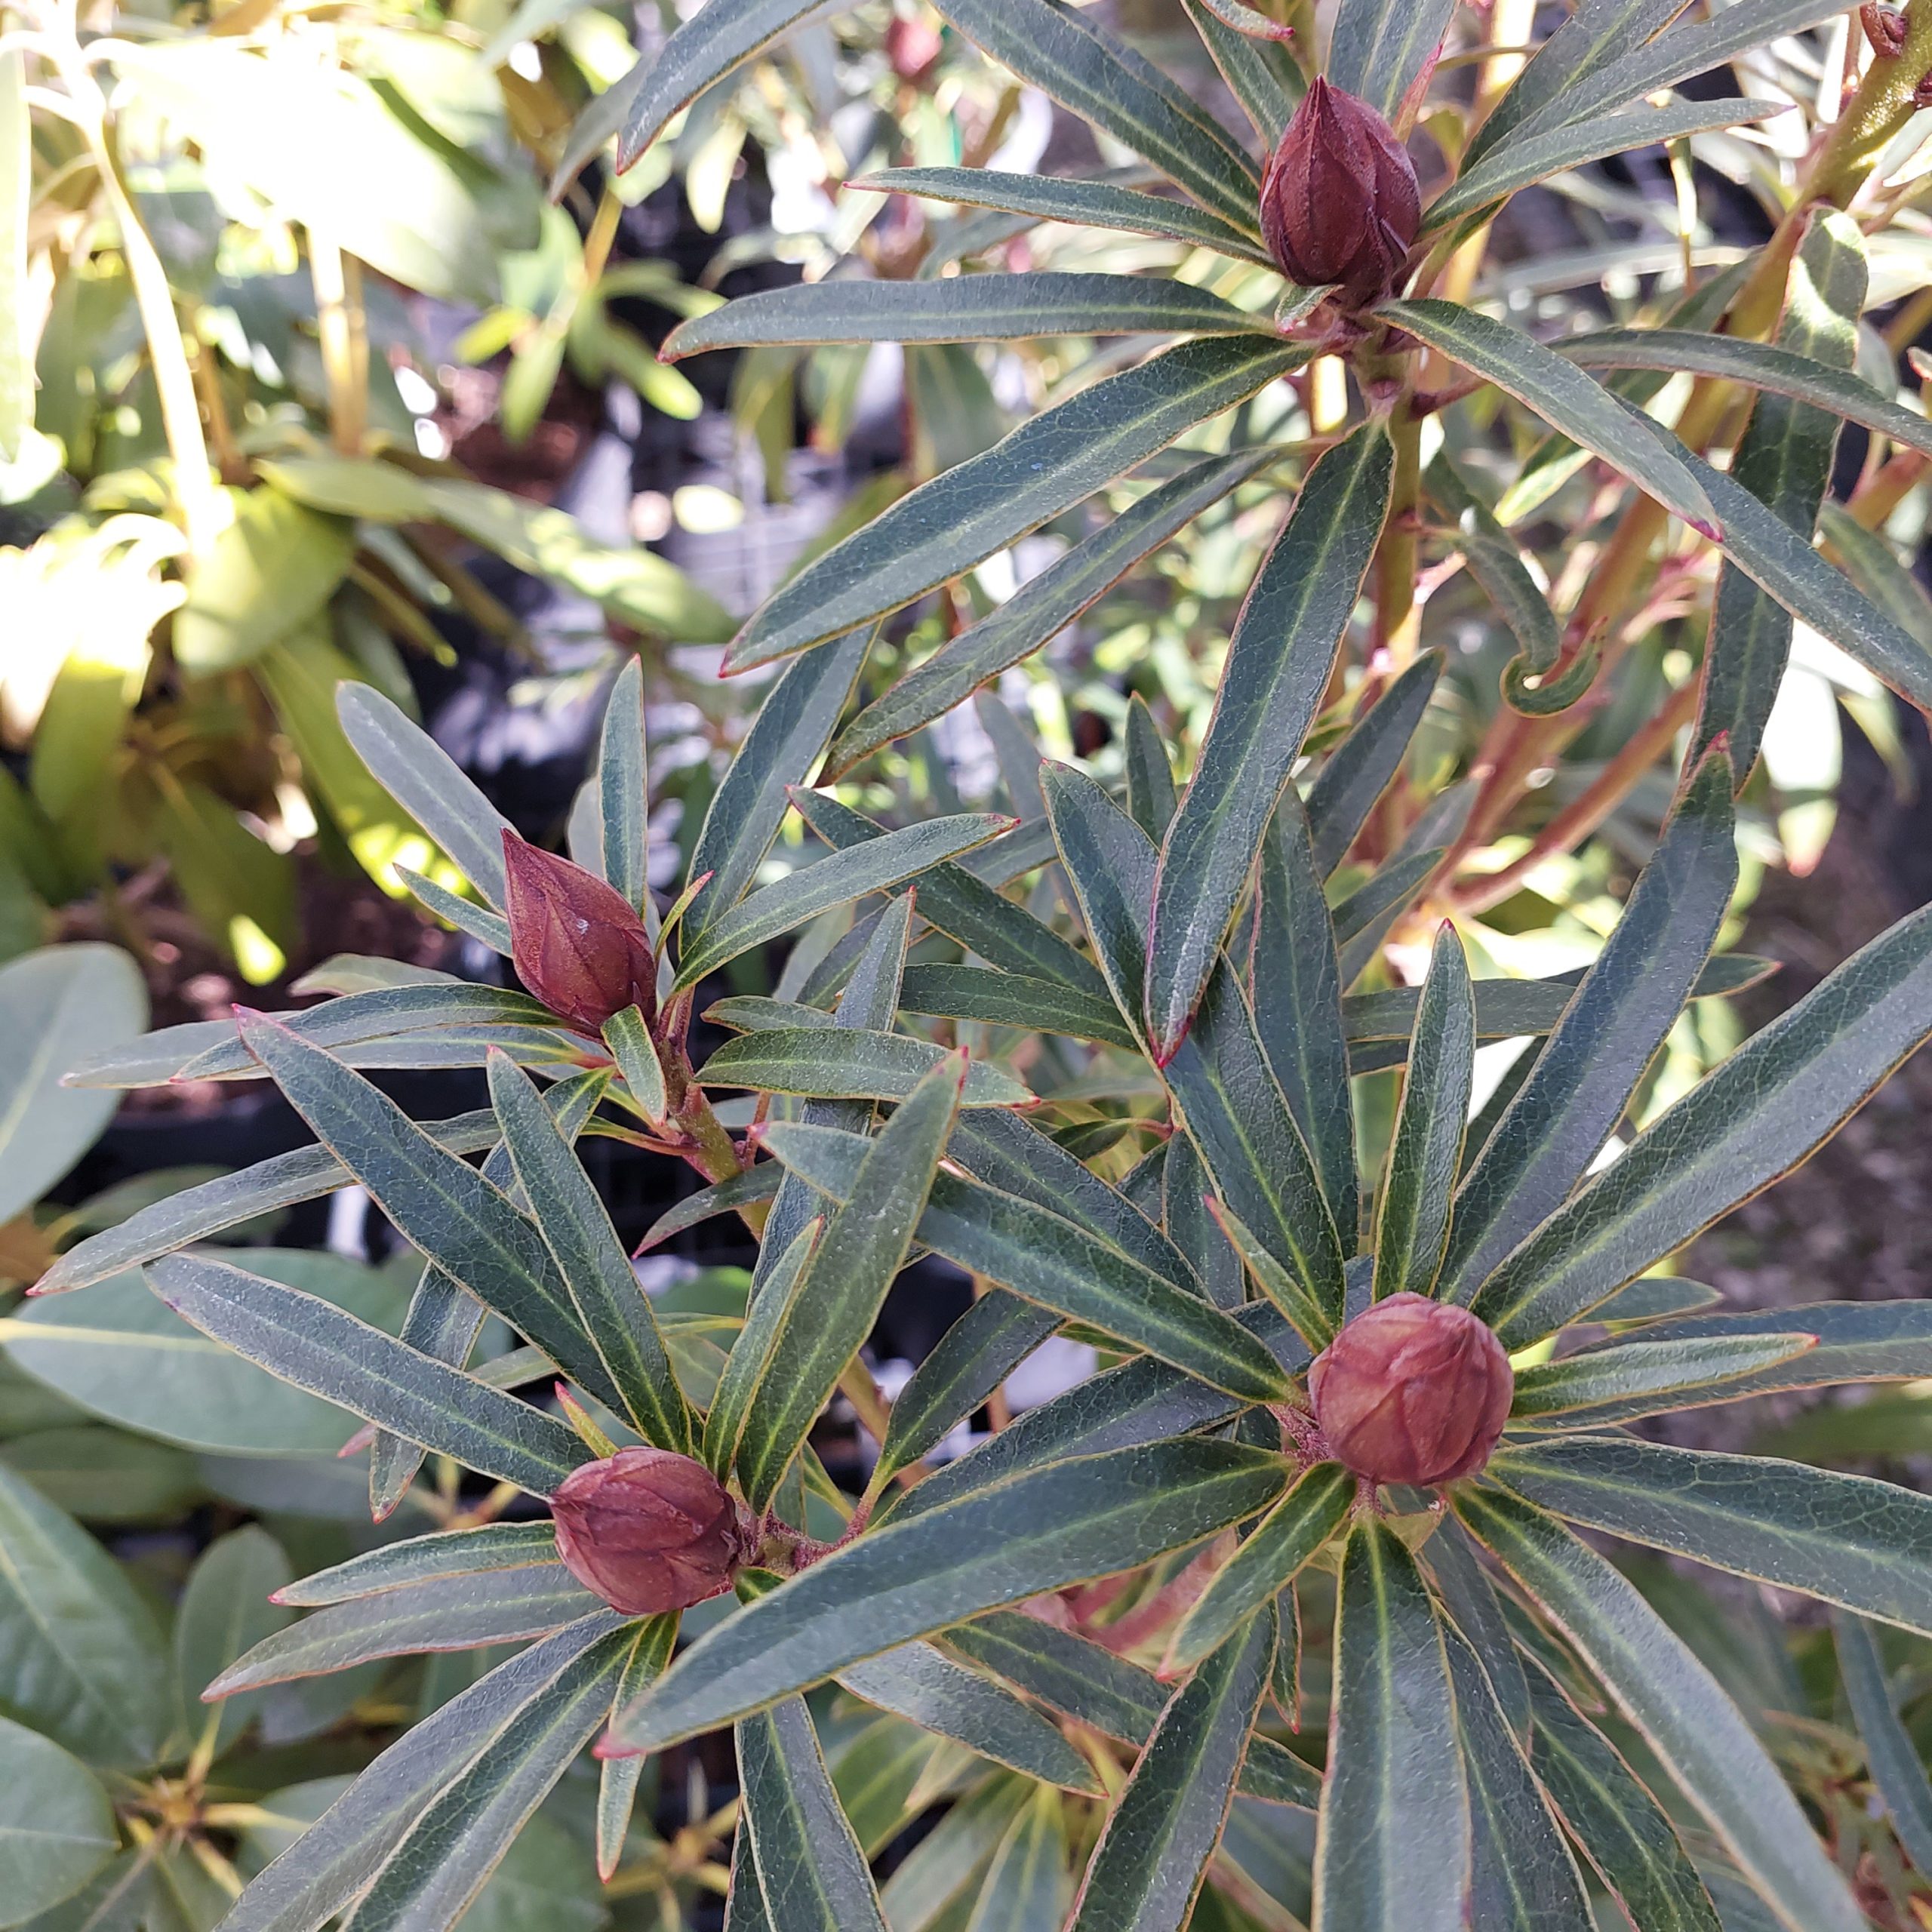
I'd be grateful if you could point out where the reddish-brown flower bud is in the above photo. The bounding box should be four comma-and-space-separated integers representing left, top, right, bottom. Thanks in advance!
1306, 1293, 1512, 1487
502, 831, 657, 1037
1260, 77, 1420, 307
551, 1447, 742, 1615
885, 11, 943, 84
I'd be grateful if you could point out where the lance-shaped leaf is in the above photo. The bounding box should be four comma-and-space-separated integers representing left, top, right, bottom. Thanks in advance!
1168, 1134, 1245, 1309
1253, 797, 1358, 1236
145, 1252, 586, 1494
1441, 755, 1735, 1304
607, 1438, 1288, 1752
235, 1014, 624, 1413
829, 450, 1273, 775
1521, 1654, 1722, 1932
1067, 1607, 1274, 1931
764, 1120, 1291, 1398
1374, 923, 1474, 1299
1835, 1612, 1932, 1880
337, 685, 514, 904
735, 1056, 962, 1511
878, 1780, 1035, 1932
487, 1053, 691, 1451
723, 1811, 773, 1932
1147, 425, 1392, 1058
1313, 1520, 1471, 1932
897, 964, 1135, 1049
1306, 652, 1442, 875
596, 657, 650, 910
1487, 1435, 1932, 1638
343, 1623, 637, 1932
1455, 1484, 1865, 1932
941, 1609, 1319, 1810
275, 1522, 560, 1607
704, 1219, 819, 1478
728, 337, 1308, 669
1444, 1626, 1594, 1930
839, 1644, 1100, 1794
1423, 453, 1561, 685
863, 168, 1278, 278
1509, 1334, 1815, 1422
1333, 847, 1444, 986
667, 273, 1276, 358
1423, 1516, 1530, 1740
1476, 900, 1932, 1346
737, 1695, 889, 1932
1686, 216, 1866, 777
614, 0, 831, 170
1428, 96, 1782, 233
685, 629, 871, 932
1123, 695, 1178, 840
700, 1029, 1028, 1107
597, 1618, 678, 1881
603, 1003, 666, 1124
1184, 0, 1300, 145
1328, 0, 1455, 121
214, 1614, 628, 1932
1381, 301, 1718, 535
931, 0, 1262, 233
205, 1564, 598, 1694
1040, 758, 1158, 1035
792, 789, 1106, 997
676, 811, 1011, 986
1166, 1463, 1352, 1673
969, 1788, 1068, 1932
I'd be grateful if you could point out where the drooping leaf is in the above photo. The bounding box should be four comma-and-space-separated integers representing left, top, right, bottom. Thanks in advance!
1834, 1612, 1932, 1880
728, 337, 1309, 669
1304, 651, 1443, 875
1374, 922, 1473, 1298
1147, 425, 1393, 1057
1509, 1334, 1814, 1421
1312, 1520, 1471, 1931
1455, 1484, 1864, 1932
1476, 901, 1932, 1346
1423, 454, 1562, 685
1067, 1607, 1274, 1931
1441, 755, 1736, 1304
607, 1438, 1289, 1752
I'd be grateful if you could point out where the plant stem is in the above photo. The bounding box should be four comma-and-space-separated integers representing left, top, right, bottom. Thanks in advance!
309, 223, 367, 457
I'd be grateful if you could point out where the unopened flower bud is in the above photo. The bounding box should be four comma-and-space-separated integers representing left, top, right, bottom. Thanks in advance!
1260, 77, 1420, 308
551, 1447, 742, 1614
1306, 1293, 1512, 1487
885, 11, 943, 83
502, 832, 657, 1037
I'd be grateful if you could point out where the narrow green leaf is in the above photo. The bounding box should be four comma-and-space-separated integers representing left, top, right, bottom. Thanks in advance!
1521, 1654, 1722, 1932
1685, 214, 1868, 777
1168, 1463, 1352, 1673
1039, 758, 1158, 1034
596, 658, 651, 909
1148, 426, 1392, 1057
1509, 1334, 1814, 1421
737, 1055, 964, 1511
1428, 96, 1782, 232
1183, 0, 1301, 146
1477, 901, 1932, 1346
275, 1523, 561, 1607
728, 337, 1309, 669
1455, 1484, 1865, 1932
206, 1564, 598, 1695
931, 0, 1263, 233
602, 1003, 667, 1125
1424, 453, 1562, 681
596, 1617, 678, 1881
608, 1438, 1288, 1752
856, 166, 1276, 266
967, 1787, 1069, 1932
1834, 1612, 1932, 1878
1304, 651, 1442, 875
704, 1217, 820, 1478
1313, 1520, 1471, 1932
614, 0, 829, 170
723, 1793, 774, 1932
1166, 1133, 1245, 1309
700, 1028, 1029, 1107
345, 1624, 636, 1932
337, 685, 515, 905
897, 964, 1135, 1048
1333, 846, 1445, 986
765, 1120, 1291, 1398
1423, 1516, 1529, 1739
1490, 1434, 1932, 1638
668, 273, 1275, 357
235, 1014, 623, 1413
1120, 697, 1177, 841
146, 1252, 586, 1494
1441, 755, 1736, 1304
1381, 301, 1718, 535
487, 1052, 692, 1451
1328, 0, 1454, 122
831, 452, 1272, 777
1253, 795, 1358, 1237
1590, 1276, 1724, 1325
838, 1644, 1101, 1793
676, 811, 1012, 987
1443, 1626, 1594, 1930
1821, 502, 1932, 648
1374, 923, 1473, 1299
1068, 1607, 1274, 1931
686, 629, 871, 931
